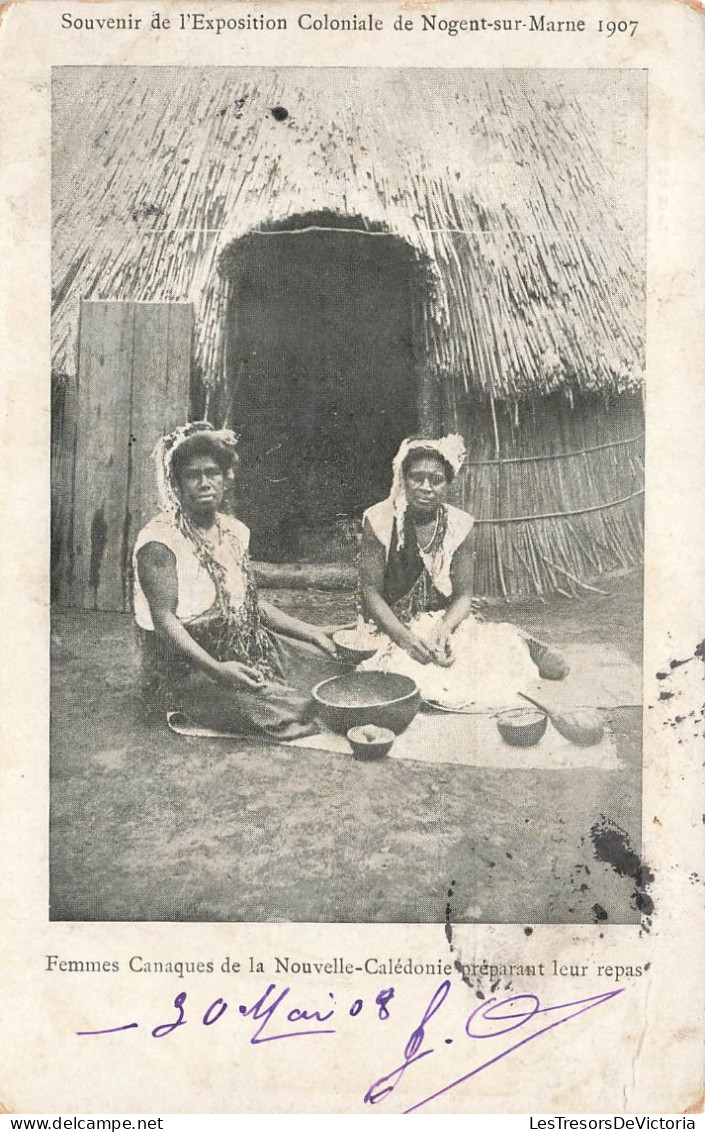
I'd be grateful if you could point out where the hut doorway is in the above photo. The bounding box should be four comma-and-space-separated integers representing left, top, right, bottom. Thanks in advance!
218, 217, 421, 562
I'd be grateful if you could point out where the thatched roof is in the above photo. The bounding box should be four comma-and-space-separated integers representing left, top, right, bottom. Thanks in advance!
52, 67, 646, 400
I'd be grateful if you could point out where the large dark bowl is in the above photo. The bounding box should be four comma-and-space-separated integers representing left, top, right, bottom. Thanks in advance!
312, 672, 420, 735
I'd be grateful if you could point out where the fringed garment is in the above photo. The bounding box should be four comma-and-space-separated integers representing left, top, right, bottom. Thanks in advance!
360, 500, 537, 711
133, 511, 341, 739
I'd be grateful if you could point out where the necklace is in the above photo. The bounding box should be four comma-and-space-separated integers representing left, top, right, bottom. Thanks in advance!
194, 515, 221, 549
209, 517, 223, 549
414, 509, 440, 553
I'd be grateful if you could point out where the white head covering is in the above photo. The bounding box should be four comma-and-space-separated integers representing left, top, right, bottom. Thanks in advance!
151, 421, 239, 513
389, 435, 466, 549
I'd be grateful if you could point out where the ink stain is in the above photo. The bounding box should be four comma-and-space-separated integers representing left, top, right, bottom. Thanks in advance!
453, 958, 471, 988
270, 105, 289, 122
444, 912, 453, 945
592, 903, 609, 922
445, 879, 471, 987
590, 815, 655, 924
523, 927, 533, 937
635, 892, 654, 915
445, 878, 455, 945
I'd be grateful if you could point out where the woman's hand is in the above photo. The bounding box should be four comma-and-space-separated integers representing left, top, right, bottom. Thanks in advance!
215, 660, 266, 691
399, 630, 436, 665
306, 629, 338, 658
259, 601, 340, 656
430, 622, 455, 667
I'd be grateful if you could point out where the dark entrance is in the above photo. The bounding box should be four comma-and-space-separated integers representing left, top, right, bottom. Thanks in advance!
218, 215, 420, 561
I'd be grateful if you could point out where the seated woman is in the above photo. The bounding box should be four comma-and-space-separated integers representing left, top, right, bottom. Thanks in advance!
357, 435, 568, 710
133, 422, 343, 740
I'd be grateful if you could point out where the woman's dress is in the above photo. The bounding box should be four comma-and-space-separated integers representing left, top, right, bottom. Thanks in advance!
133, 512, 342, 739
357, 500, 536, 711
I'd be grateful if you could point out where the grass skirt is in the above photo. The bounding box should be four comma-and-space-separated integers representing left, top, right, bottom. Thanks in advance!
143, 630, 344, 741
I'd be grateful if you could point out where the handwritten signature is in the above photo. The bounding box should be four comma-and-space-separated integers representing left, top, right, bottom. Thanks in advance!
77, 980, 624, 1113
365, 982, 624, 1113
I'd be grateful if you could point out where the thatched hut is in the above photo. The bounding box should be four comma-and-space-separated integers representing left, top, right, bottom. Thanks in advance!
52, 66, 646, 609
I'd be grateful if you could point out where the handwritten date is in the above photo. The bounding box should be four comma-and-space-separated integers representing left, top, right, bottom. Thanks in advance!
77, 980, 624, 1113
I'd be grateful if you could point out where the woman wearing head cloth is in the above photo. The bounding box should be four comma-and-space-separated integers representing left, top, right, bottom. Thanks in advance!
133, 422, 344, 740
357, 436, 568, 710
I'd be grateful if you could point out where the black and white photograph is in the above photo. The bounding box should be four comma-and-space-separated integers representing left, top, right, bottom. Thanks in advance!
50, 65, 647, 925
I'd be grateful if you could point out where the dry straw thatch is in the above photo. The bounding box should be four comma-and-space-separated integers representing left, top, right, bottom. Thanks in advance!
52, 67, 646, 597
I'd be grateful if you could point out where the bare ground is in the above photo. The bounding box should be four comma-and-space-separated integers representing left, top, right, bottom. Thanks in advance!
50, 569, 643, 925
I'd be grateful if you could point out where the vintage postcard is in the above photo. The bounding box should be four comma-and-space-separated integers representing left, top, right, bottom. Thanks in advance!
0, 0, 703, 1116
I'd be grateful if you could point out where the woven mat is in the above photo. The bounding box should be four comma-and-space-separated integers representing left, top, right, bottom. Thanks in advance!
168, 707, 618, 770
288, 710, 619, 770
525, 642, 641, 710
166, 642, 637, 767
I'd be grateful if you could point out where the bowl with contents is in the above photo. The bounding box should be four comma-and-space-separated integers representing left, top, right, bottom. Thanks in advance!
347, 724, 395, 761
332, 627, 380, 664
496, 707, 548, 747
312, 671, 420, 734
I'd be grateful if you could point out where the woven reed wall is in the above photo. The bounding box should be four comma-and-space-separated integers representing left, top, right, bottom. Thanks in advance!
451, 393, 644, 597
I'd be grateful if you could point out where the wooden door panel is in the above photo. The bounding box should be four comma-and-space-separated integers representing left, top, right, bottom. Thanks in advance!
66, 300, 192, 611
70, 301, 135, 610
127, 302, 193, 561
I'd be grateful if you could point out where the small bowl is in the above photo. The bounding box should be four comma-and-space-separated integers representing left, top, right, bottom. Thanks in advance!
496, 708, 548, 747
347, 725, 395, 761
332, 628, 380, 664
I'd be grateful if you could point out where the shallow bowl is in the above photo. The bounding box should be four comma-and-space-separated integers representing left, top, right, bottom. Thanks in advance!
496, 708, 548, 747
332, 628, 380, 664
347, 725, 395, 761
312, 672, 420, 735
